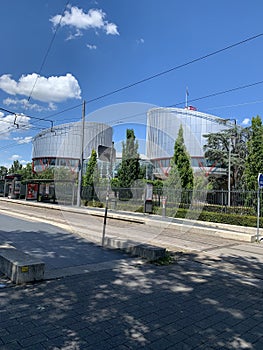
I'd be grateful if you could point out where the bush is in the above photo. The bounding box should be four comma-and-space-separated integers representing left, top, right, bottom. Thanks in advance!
169, 208, 263, 228
84, 200, 104, 208
202, 204, 255, 216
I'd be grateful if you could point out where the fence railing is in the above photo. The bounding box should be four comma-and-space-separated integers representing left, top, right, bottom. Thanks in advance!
80, 186, 263, 217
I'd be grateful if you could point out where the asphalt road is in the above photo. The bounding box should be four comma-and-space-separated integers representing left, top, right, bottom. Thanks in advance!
1, 198, 263, 280
0, 199, 241, 252
0, 212, 132, 279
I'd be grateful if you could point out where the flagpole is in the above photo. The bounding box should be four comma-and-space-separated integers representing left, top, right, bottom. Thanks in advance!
185, 87, 189, 108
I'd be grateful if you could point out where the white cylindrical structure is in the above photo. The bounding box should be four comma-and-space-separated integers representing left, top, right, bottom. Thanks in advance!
146, 107, 229, 177
32, 121, 112, 172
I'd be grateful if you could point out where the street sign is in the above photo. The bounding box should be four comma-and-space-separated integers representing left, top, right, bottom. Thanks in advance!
258, 173, 263, 188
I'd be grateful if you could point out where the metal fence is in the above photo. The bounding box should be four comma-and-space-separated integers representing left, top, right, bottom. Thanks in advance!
80, 185, 262, 217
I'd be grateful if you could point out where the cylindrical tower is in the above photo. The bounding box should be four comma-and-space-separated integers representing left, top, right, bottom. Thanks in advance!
146, 107, 229, 177
32, 121, 112, 173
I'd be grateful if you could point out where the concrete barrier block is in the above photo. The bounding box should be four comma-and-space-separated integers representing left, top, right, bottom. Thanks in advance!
0, 245, 45, 284
104, 237, 166, 261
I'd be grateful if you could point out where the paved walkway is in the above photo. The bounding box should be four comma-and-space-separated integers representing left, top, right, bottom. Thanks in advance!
0, 199, 263, 349
1, 254, 263, 349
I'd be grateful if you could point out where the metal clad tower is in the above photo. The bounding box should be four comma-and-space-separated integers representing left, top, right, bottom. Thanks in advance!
146, 107, 229, 177
32, 121, 112, 173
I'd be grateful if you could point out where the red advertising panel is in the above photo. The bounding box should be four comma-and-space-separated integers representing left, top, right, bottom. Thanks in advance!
26, 183, 38, 200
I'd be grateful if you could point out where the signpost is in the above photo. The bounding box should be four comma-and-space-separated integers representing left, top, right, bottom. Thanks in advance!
144, 183, 153, 214
101, 142, 115, 247
256, 173, 263, 242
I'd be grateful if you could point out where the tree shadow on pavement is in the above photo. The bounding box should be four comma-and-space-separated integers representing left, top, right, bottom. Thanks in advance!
0, 227, 130, 272
0, 246, 263, 349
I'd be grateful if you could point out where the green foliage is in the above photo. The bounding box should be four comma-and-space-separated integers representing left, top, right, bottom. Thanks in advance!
150, 253, 174, 265
35, 168, 54, 180
147, 179, 164, 195
244, 116, 263, 191
161, 207, 262, 227
139, 164, 146, 179
167, 125, 194, 190
53, 167, 77, 181
201, 204, 255, 216
198, 211, 262, 228
110, 177, 120, 197
193, 171, 213, 191
165, 159, 181, 188
8, 160, 22, 174
82, 149, 99, 202
83, 149, 98, 187
117, 129, 140, 200
0, 166, 8, 179
203, 124, 248, 190
84, 200, 104, 208
18, 163, 34, 180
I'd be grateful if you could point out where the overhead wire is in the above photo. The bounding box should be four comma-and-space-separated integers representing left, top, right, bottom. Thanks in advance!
168, 80, 263, 107
207, 98, 263, 111
11, 31, 263, 124
81, 32, 263, 104
1, 77, 263, 151
27, 1, 69, 103
60, 79, 263, 126
0, 107, 54, 128
33, 32, 263, 124
1, 32, 263, 152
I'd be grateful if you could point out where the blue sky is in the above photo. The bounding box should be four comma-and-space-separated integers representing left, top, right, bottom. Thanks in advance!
1, 0, 263, 168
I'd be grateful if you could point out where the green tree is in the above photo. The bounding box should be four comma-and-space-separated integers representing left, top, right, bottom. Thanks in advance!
82, 149, 98, 201
8, 160, 22, 174
54, 167, 77, 181
110, 177, 120, 197
19, 163, 34, 180
117, 129, 140, 199
0, 166, 8, 179
36, 168, 54, 180
169, 124, 194, 190
243, 116, 263, 191
203, 124, 248, 190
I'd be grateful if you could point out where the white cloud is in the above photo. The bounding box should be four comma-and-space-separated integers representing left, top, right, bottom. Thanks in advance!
105, 22, 119, 35
242, 118, 250, 126
10, 154, 22, 161
0, 73, 81, 103
3, 98, 57, 112
50, 6, 119, 36
66, 29, 83, 41
87, 43, 97, 50
136, 38, 145, 44
13, 136, 33, 144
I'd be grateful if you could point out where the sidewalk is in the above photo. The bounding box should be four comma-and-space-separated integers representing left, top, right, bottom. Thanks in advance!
1, 198, 263, 349
1, 251, 263, 349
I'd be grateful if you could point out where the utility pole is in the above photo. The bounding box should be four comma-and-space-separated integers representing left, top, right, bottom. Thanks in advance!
77, 100, 86, 207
